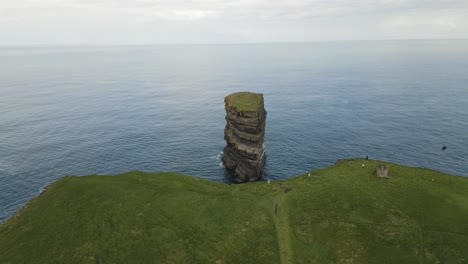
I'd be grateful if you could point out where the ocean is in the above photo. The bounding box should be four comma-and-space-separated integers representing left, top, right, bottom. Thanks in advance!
1, 40, 467, 222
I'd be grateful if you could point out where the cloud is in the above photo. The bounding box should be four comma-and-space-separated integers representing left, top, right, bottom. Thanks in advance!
0, 0, 467, 44
386, 12, 464, 30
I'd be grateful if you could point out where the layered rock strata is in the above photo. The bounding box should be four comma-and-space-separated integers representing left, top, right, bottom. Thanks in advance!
222, 92, 267, 183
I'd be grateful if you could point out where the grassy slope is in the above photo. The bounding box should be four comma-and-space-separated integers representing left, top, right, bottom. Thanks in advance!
1, 159, 468, 263
0, 173, 278, 264
225, 92, 264, 112
284, 159, 468, 263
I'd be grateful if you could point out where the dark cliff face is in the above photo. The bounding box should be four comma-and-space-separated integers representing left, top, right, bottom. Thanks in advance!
222, 92, 266, 183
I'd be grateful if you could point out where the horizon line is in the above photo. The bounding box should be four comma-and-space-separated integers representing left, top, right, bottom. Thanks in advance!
1, 38, 468, 48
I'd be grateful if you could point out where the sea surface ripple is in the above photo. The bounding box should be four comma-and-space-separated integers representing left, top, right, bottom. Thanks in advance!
1, 40, 468, 222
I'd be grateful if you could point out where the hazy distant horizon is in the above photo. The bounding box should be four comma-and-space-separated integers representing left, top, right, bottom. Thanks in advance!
1, 0, 467, 46
2, 38, 468, 48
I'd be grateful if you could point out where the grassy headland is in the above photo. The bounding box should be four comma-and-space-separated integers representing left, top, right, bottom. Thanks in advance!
1, 159, 467, 263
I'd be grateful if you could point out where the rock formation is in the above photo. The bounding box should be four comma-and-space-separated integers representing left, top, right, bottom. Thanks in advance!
222, 92, 267, 183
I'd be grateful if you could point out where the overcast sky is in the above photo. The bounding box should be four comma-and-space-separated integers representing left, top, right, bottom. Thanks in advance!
1, 0, 467, 45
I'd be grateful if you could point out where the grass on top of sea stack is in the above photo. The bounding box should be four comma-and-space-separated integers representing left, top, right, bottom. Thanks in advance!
1, 159, 468, 263
225, 92, 264, 112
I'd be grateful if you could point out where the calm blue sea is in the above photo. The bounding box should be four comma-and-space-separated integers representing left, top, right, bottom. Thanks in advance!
1, 40, 468, 222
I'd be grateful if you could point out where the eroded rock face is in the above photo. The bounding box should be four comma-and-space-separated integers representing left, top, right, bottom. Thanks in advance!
222, 92, 267, 183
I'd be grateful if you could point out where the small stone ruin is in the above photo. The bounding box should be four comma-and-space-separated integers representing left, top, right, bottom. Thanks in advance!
376, 164, 389, 178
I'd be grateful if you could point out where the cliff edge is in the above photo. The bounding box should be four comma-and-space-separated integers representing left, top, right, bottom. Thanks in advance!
222, 92, 267, 183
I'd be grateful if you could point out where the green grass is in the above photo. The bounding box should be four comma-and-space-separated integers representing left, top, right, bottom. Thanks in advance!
1, 159, 468, 263
225, 92, 264, 112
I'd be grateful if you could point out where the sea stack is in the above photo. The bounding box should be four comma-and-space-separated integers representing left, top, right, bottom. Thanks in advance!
222, 92, 267, 183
